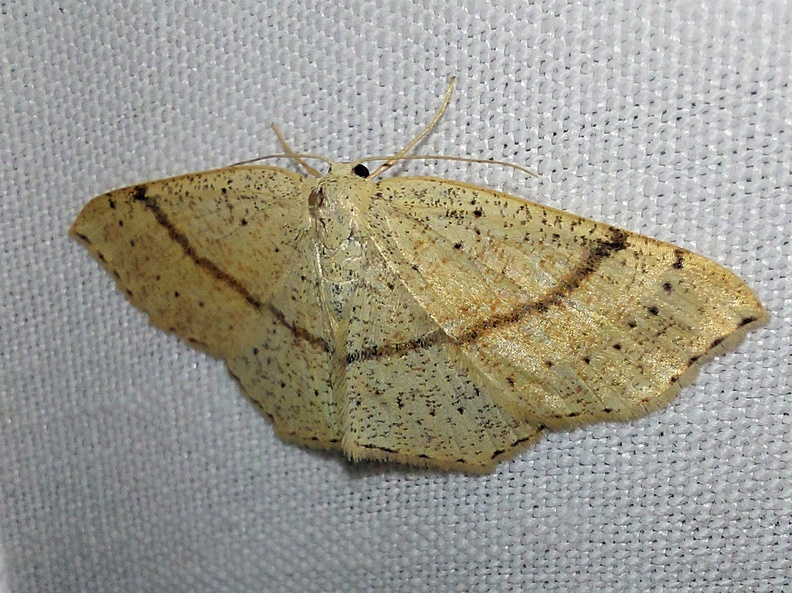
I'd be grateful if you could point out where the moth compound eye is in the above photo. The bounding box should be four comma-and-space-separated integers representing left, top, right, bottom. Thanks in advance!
353, 164, 369, 178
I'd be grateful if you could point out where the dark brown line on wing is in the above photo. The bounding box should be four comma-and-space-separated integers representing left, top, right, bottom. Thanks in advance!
460, 228, 628, 341
348, 228, 628, 363
132, 185, 330, 353
266, 302, 331, 352
349, 329, 448, 361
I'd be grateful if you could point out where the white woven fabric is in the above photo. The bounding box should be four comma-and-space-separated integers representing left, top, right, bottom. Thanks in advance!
2, 1, 789, 591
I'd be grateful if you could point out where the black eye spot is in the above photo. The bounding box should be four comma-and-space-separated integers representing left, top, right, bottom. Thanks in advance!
353, 164, 369, 178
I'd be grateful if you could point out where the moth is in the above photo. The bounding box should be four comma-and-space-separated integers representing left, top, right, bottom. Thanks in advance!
71, 80, 766, 471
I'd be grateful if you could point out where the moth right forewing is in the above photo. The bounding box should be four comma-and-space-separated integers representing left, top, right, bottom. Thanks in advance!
368, 177, 766, 430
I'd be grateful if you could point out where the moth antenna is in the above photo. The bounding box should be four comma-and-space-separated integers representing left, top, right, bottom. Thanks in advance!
269, 125, 324, 177
369, 77, 456, 178
355, 154, 538, 179
230, 152, 333, 174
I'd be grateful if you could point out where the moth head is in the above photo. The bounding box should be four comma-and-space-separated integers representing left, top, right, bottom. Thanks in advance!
325, 162, 371, 180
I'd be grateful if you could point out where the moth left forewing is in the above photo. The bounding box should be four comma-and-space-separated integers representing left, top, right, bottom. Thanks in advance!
369, 176, 766, 431
71, 165, 345, 449
70, 166, 311, 360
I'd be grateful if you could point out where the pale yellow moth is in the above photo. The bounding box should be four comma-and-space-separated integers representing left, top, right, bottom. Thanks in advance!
70, 81, 766, 472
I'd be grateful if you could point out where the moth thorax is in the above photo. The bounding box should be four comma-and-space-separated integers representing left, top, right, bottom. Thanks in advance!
309, 186, 367, 291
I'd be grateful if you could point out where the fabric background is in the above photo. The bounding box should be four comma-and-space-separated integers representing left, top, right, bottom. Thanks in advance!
1, 1, 789, 591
